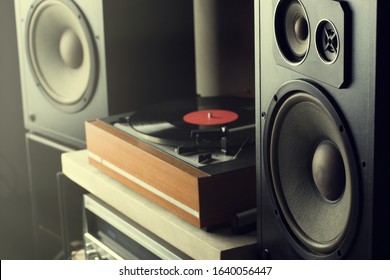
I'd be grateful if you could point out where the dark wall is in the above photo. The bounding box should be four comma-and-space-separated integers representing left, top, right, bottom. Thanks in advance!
0, 0, 34, 259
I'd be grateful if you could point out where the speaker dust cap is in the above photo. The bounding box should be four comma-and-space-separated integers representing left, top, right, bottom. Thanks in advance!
274, 0, 310, 64
263, 80, 359, 259
26, 0, 98, 113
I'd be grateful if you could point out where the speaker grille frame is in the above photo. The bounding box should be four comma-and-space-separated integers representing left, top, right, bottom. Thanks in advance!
25, 0, 98, 114
262, 80, 360, 259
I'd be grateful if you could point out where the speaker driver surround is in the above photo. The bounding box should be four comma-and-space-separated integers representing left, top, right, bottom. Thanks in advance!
275, 0, 310, 64
26, 0, 97, 113
263, 80, 359, 258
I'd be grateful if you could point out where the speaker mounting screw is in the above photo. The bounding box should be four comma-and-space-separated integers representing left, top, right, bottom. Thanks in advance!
29, 114, 36, 122
263, 249, 271, 260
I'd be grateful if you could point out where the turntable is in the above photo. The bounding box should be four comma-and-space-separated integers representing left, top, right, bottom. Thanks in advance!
85, 96, 256, 229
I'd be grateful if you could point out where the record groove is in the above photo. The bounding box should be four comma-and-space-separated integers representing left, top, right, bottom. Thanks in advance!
129, 96, 255, 147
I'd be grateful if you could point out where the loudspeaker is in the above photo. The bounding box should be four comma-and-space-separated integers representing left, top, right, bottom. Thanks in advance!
256, 0, 390, 259
26, 133, 86, 259
15, 0, 195, 148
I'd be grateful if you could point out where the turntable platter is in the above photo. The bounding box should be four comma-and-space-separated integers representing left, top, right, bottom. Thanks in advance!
128, 96, 255, 147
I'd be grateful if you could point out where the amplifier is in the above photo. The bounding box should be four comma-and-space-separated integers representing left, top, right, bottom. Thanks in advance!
83, 194, 190, 260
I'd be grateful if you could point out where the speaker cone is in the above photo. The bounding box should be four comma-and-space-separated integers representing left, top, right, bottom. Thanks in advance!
263, 80, 359, 258
26, 0, 97, 113
274, 0, 310, 64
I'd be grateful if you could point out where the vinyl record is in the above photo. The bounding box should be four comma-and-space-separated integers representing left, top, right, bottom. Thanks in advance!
129, 96, 255, 147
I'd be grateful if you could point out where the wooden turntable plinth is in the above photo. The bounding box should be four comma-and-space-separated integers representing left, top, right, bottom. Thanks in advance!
85, 119, 256, 229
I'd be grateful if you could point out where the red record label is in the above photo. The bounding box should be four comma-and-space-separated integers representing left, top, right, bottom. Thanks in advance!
183, 109, 239, 125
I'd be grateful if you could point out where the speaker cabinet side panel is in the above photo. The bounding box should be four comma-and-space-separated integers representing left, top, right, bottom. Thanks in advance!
254, 0, 261, 256
26, 134, 64, 259
26, 133, 86, 259
372, 0, 390, 259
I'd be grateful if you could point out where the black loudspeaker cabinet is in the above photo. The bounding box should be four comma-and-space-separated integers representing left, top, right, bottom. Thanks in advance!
15, 0, 195, 148
256, 0, 390, 259
26, 133, 86, 259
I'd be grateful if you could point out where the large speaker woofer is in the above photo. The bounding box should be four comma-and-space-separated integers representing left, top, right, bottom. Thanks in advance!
274, 0, 310, 64
26, 0, 97, 113
263, 80, 359, 258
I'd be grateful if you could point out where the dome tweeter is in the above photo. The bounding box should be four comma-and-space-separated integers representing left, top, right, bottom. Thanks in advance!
316, 20, 340, 64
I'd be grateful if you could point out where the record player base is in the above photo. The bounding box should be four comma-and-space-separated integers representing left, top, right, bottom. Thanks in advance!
85, 119, 256, 229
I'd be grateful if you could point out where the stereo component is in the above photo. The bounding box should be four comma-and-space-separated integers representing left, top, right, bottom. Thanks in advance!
256, 0, 390, 259
15, 0, 196, 148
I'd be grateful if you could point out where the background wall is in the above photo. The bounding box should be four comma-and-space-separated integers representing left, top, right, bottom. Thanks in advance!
0, 0, 35, 259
